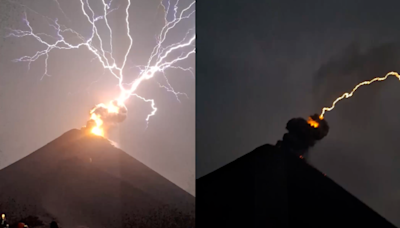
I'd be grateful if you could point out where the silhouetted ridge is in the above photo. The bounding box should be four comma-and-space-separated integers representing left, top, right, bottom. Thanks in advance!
0, 129, 194, 228
197, 116, 395, 228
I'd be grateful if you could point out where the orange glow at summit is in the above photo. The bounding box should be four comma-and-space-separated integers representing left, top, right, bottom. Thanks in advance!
88, 100, 124, 137
307, 117, 320, 128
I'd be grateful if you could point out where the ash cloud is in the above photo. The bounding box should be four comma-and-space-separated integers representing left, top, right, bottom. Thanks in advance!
277, 114, 329, 157
312, 42, 400, 125
93, 100, 128, 123
85, 100, 128, 132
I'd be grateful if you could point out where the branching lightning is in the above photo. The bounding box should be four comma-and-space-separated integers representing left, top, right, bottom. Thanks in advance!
7, 0, 195, 137
318, 71, 400, 119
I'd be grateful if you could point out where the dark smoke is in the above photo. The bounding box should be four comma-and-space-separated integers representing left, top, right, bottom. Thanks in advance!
276, 114, 329, 157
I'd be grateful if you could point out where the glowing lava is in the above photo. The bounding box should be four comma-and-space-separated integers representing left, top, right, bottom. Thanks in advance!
89, 111, 105, 136
88, 100, 126, 137
307, 117, 320, 128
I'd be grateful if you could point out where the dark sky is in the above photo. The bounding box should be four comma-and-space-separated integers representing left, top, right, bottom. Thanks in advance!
197, 0, 400, 225
0, 0, 194, 195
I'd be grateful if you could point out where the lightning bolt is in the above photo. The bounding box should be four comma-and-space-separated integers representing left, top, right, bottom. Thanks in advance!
7, 0, 195, 135
53, 0, 71, 22
318, 71, 400, 119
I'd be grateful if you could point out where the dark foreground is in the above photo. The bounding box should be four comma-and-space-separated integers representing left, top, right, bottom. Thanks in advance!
0, 129, 194, 228
1, 205, 194, 228
197, 144, 396, 228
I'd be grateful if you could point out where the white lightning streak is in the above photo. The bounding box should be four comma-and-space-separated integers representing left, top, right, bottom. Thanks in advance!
53, 0, 71, 22
7, 0, 195, 128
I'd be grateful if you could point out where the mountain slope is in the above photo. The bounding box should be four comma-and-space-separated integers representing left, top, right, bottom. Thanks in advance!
0, 129, 194, 228
197, 144, 396, 228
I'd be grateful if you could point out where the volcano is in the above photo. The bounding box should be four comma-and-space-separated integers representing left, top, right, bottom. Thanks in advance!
197, 144, 396, 228
0, 129, 194, 228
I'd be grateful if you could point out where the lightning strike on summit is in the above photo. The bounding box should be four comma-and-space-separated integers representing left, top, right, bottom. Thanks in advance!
318, 71, 400, 120
8, 0, 196, 137
306, 71, 400, 129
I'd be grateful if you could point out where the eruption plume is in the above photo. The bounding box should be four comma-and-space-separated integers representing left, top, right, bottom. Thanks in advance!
86, 100, 128, 137
278, 114, 329, 157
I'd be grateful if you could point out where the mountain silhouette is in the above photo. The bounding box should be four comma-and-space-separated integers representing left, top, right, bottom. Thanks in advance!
0, 129, 194, 228
197, 144, 396, 228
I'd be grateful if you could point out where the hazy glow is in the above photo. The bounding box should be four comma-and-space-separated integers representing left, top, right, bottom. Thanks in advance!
8, 0, 196, 137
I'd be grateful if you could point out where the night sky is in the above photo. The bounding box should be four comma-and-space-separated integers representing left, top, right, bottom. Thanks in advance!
197, 0, 400, 225
0, 0, 195, 195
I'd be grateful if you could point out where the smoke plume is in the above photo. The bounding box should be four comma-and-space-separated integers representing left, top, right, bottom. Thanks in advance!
277, 114, 329, 157
83, 100, 128, 135
92, 100, 128, 124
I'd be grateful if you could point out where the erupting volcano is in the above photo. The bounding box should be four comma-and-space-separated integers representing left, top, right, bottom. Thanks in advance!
8, 0, 195, 139
197, 115, 395, 228
0, 129, 194, 227
85, 100, 128, 137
